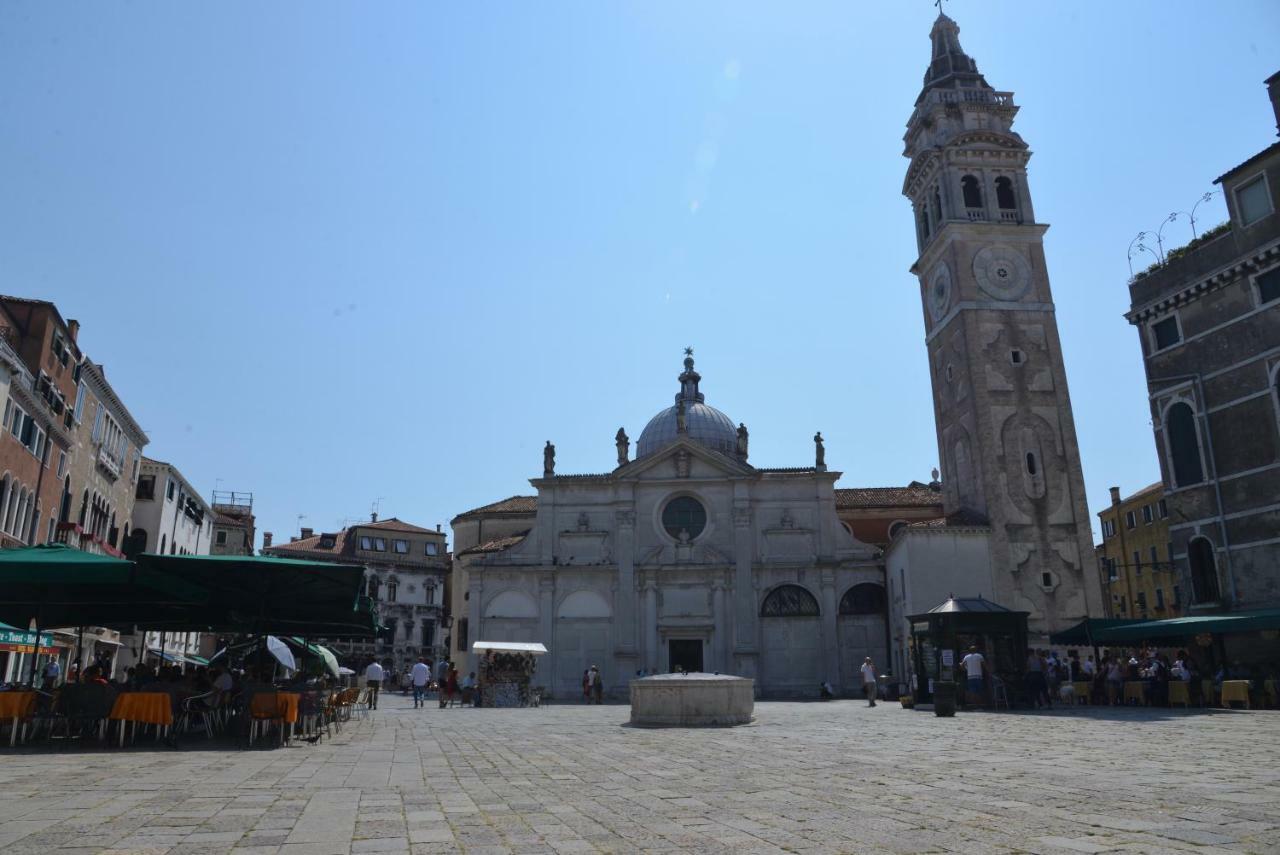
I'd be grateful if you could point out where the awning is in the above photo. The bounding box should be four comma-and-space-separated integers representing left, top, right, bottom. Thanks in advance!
1090, 609, 1280, 644
1049, 618, 1147, 646
472, 641, 548, 655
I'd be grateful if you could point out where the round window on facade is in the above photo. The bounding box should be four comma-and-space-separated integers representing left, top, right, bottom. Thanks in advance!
662, 496, 707, 542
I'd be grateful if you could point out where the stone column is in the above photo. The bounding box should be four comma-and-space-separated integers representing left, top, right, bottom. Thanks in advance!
712, 579, 727, 673
819, 569, 840, 688
615, 508, 637, 655
731, 502, 757, 676
538, 573, 555, 650
643, 576, 659, 673
467, 571, 482, 672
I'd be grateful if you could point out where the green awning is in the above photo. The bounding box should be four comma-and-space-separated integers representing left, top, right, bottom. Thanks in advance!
1091, 609, 1280, 644
1048, 618, 1148, 646
0, 543, 208, 629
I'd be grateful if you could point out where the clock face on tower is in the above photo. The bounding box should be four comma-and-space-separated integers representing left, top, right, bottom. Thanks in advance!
928, 262, 952, 321
973, 244, 1031, 301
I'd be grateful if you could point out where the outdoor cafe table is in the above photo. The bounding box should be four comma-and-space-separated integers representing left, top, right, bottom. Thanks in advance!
1221, 680, 1251, 709
249, 691, 301, 742
109, 692, 174, 746
0, 692, 37, 746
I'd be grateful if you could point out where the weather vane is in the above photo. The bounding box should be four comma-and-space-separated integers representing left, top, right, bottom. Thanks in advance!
935, 0, 948, 10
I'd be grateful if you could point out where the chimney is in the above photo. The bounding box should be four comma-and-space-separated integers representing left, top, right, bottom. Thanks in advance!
67, 319, 80, 343
300, 527, 313, 539
371, 512, 378, 523
436, 523, 441, 532
1109, 486, 1121, 505
262, 531, 273, 549
1268, 70, 1280, 138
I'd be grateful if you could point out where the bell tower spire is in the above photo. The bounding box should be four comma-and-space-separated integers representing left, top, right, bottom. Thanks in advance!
902, 14, 1103, 636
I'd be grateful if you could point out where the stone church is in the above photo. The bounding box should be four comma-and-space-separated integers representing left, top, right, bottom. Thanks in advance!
451, 12, 1103, 698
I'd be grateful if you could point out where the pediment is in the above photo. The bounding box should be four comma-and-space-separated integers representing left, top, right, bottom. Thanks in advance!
614, 437, 754, 481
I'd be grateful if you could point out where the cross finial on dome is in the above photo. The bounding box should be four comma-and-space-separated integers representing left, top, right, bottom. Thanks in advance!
684, 346, 694, 357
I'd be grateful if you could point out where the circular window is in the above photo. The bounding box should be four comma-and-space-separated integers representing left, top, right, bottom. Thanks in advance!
662, 496, 707, 542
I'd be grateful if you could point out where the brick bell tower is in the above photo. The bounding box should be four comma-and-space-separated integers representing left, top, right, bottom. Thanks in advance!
902, 12, 1103, 634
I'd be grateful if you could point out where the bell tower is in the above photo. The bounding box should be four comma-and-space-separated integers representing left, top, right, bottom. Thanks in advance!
903, 13, 1103, 633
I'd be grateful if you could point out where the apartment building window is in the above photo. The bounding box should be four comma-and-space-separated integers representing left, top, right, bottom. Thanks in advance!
1136, 591, 1147, 611
393, 539, 408, 554
1150, 545, 1160, 568
1155, 588, 1165, 609
1118, 596, 1127, 614
73, 382, 86, 422
1157, 499, 1168, 519
1142, 505, 1153, 524
136, 475, 155, 501
386, 580, 398, 602
1125, 510, 1136, 530
166, 478, 175, 500
1101, 519, 1115, 538
359, 535, 372, 550
373, 537, 387, 552
56, 451, 67, 479
1133, 550, 1142, 575
8, 403, 23, 438
1152, 316, 1181, 350
215, 530, 227, 546
1235, 173, 1273, 226
426, 541, 439, 556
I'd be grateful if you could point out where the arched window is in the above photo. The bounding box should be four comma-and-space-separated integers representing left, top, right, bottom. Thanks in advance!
932, 188, 943, 223
839, 583, 887, 615
1025, 452, 1038, 476
78, 489, 88, 526
662, 496, 707, 541
1188, 537, 1220, 604
995, 176, 1016, 210
920, 208, 931, 240
961, 175, 982, 209
59, 476, 71, 523
160, 534, 167, 555
760, 584, 820, 617
386, 580, 398, 603
887, 520, 908, 540
1166, 402, 1204, 486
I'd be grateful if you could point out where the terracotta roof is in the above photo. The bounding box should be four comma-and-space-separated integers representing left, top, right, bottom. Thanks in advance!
213, 512, 251, 528
360, 517, 440, 535
907, 508, 990, 529
264, 529, 349, 558
458, 530, 530, 557
1214, 140, 1280, 185
452, 495, 538, 521
835, 482, 943, 509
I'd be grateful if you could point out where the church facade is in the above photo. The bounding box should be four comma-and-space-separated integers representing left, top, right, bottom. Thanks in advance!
458, 354, 891, 698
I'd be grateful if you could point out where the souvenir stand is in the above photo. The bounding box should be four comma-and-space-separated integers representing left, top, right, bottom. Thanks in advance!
472, 641, 548, 707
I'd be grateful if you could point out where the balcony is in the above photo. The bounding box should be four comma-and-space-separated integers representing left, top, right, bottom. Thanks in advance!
95, 444, 122, 481
965, 208, 987, 221
929, 89, 1014, 108
55, 522, 125, 558
998, 210, 1019, 223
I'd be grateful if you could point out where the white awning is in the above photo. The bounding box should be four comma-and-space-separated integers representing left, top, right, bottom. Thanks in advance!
472, 641, 548, 655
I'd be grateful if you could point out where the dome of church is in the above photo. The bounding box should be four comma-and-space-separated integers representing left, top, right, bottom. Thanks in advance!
635, 352, 741, 460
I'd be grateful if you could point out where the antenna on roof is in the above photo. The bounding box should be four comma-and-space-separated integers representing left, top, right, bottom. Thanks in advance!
296, 514, 307, 536
371, 497, 384, 523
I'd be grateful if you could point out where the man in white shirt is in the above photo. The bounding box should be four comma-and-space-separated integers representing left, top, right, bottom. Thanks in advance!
410, 657, 431, 708
960, 646, 986, 707
364, 660, 385, 710
860, 657, 878, 707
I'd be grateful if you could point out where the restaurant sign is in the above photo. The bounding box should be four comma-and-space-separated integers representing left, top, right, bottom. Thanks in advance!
0, 627, 56, 655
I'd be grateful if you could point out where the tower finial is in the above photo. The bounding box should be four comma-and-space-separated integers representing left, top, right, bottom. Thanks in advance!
676, 347, 703, 404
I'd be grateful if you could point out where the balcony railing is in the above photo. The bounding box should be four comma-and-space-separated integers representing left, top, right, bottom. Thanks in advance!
965, 208, 987, 221
96, 445, 122, 480
998, 210, 1019, 223
930, 89, 1014, 107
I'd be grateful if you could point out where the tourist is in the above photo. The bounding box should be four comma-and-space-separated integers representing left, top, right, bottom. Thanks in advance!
860, 656, 878, 707
589, 665, 603, 704
410, 657, 430, 709
67, 661, 80, 685
1106, 657, 1124, 705
41, 657, 61, 690
1025, 649, 1048, 709
364, 659, 384, 710
582, 669, 591, 703
960, 645, 986, 707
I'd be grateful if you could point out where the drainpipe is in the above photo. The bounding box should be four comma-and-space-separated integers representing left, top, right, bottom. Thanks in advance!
1148, 373, 1237, 607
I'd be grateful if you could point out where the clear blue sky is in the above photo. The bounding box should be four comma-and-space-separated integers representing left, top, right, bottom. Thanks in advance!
2, 2, 1277, 547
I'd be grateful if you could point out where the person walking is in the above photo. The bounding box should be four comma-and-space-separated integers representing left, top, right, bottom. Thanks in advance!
860, 656, 878, 707
582, 669, 591, 703
410, 657, 431, 709
960, 645, 986, 707
589, 665, 604, 704
364, 659, 384, 710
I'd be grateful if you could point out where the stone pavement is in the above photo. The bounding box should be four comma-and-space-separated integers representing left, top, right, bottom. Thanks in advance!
0, 693, 1277, 854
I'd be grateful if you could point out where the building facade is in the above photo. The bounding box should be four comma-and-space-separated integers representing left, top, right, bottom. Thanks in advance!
264, 516, 449, 673
458, 353, 890, 699
210, 490, 256, 556
901, 13, 1104, 637
0, 297, 80, 549
1097, 483, 1179, 619
1124, 71, 1280, 612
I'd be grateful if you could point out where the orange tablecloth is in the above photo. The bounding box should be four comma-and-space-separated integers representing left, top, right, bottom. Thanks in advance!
1221, 680, 1251, 708
250, 692, 300, 724
0, 692, 36, 719
109, 692, 174, 726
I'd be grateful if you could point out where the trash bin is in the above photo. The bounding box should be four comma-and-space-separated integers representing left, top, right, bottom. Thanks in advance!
934, 680, 957, 717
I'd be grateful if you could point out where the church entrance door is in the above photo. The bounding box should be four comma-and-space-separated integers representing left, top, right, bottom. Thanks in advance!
668, 639, 703, 674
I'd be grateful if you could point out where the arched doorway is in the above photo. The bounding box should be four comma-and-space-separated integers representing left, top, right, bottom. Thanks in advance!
838, 583, 888, 691
759, 584, 822, 695
1188, 537, 1221, 604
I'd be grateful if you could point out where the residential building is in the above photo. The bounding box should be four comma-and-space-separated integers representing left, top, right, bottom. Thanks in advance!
264, 515, 449, 673
0, 297, 80, 549
900, 13, 1105, 640
210, 490, 256, 555
1124, 71, 1280, 612
118, 458, 215, 671
1097, 484, 1179, 619
63, 360, 148, 557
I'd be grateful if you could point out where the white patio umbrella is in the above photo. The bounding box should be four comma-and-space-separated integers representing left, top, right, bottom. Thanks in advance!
314, 644, 340, 677
265, 635, 297, 670
337, 666, 355, 676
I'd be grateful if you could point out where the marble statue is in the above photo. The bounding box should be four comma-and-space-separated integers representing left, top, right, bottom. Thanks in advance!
543, 441, 555, 477
814, 431, 825, 469
616, 427, 629, 466
736, 423, 749, 460
676, 400, 687, 434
